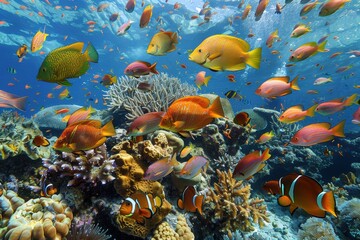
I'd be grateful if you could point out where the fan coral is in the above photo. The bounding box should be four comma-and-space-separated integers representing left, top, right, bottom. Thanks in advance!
4, 194, 73, 240
103, 72, 197, 122
204, 169, 270, 234
66, 223, 112, 240
298, 217, 340, 240
0, 111, 51, 160
42, 144, 115, 186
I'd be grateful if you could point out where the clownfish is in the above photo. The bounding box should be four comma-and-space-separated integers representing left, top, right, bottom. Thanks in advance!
177, 186, 204, 215
263, 173, 337, 218
119, 192, 163, 224
40, 170, 57, 197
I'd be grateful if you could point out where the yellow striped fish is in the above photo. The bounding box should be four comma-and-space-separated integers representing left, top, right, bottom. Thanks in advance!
31, 27, 49, 52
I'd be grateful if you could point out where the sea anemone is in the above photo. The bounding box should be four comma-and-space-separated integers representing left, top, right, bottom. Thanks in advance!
66, 223, 112, 240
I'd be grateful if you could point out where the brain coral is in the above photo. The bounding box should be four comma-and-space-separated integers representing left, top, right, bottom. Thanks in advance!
4, 194, 73, 240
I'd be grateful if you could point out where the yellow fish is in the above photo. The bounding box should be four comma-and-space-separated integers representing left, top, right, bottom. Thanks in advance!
147, 31, 178, 56
189, 34, 262, 72
37, 42, 99, 86
31, 28, 49, 52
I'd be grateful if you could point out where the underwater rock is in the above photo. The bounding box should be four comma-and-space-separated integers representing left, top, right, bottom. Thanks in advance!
4, 194, 73, 240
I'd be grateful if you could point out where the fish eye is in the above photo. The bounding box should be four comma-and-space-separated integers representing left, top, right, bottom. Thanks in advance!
42, 68, 46, 72
151, 44, 154, 47
198, 49, 202, 53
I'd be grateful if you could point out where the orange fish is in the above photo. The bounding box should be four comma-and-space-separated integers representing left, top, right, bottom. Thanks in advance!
53, 119, 115, 152
256, 131, 274, 144
177, 186, 204, 215
32, 135, 50, 147
300, 0, 320, 16
233, 148, 271, 180
67, 106, 96, 126
315, 93, 357, 115
180, 143, 195, 158
31, 27, 49, 52
290, 24, 311, 38
233, 112, 251, 126
127, 112, 165, 137
140, 5, 153, 28
195, 71, 211, 89
290, 120, 345, 146
58, 88, 71, 99
319, 0, 350, 16
279, 104, 318, 124
55, 108, 70, 115
289, 41, 327, 62
120, 191, 163, 224
241, 4, 251, 20
263, 173, 337, 218
16, 44, 28, 59
255, 76, 300, 99
0, 90, 27, 111
266, 29, 279, 48
255, 0, 270, 21
159, 96, 224, 134
40, 171, 57, 197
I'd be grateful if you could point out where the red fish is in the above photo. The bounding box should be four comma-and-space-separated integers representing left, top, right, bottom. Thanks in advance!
315, 93, 357, 115
263, 173, 337, 217
125, 0, 136, 13
140, 5, 153, 28
124, 61, 158, 78
233, 148, 271, 180
279, 104, 317, 124
67, 106, 95, 126
120, 191, 163, 224
32, 135, 50, 147
255, 76, 300, 99
255, 0, 270, 21
266, 29, 279, 48
233, 111, 251, 126
177, 186, 204, 215
241, 4, 251, 20
319, 0, 350, 16
127, 112, 165, 137
55, 108, 70, 114
290, 120, 345, 146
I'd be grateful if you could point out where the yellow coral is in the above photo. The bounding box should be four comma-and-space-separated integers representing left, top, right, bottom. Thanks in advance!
152, 221, 179, 240
176, 215, 194, 240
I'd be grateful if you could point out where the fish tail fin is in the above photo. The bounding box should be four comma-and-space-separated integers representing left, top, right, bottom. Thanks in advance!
154, 196, 163, 208
317, 40, 327, 52
150, 62, 159, 74
87, 105, 97, 114
319, 191, 337, 217
208, 96, 225, 118
290, 75, 300, 90
261, 148, 271, 161
85, 42, 99, 63
246, 47, 262, 69
331, 120, 345, 138
171, 32, 178, 44
101, 120, 116, 137
195, 195, 204, 215
344, 93, 357, 107
306, 104, 318, 117
12, 96, 28, 111
273, 29, 279, 38
196, 84, 202, 90
204, 76, 212, 86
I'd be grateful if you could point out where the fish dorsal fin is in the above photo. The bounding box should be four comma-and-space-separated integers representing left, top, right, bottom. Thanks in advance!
278, 195, 292, 207
293, 24, 305, 30
173, 96, 210, 108
288, 105, 303, 111
223, 35, 250, 51
328, 98, 344, 103
54, 42, 84, 54
69, 119, 102, 128
302, 42, 317, 47
309, 122, 331, 129
136, 60, 152, 67
273, 76, 290, 83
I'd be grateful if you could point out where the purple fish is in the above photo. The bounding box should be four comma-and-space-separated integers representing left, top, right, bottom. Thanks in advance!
143, 155, 179, 181
127, 112, 165, 137
109, 13, 119, 22
125, 0, 136, 13
124, 61, 159, 78
178, 156, 208, 179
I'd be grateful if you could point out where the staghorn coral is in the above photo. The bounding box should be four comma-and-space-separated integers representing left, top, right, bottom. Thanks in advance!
4, 194, 73, 240
42, 144, 115, 187
66, 223, 112, 240
204, 169, 269, 234
111, 138, 172, 238
151, 221, 179, 240
103, 72, 197, 122
298, 217, 339, 240
175, 215, 194, 240
0, 190, 25, 238
0, 111, 51, 160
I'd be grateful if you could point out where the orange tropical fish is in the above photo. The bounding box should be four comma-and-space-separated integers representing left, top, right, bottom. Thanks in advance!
256, 131, 274, 144
180, 143, 196, 158
319, 0, 350, 16
266, 29, 279, 48
177, 186, 204, 215
233, 112, 251, 126
233, 148, 271, 180
315, 93, 357, 115
67, 106, 96, 126
31, 27, 49, 52
58, 88, 71, 99
127, 112, 165, 137
255, 0, 270, 21
195, 71, 211, 89
241, 4, 251, 20
119, 192, 162, 224
53, 119, 115, 152
279, 104, 317, 124
55, 108, 69, 115
140, 5, 153, 28
0, 0, 10, 4
289, 41, 327, 62
159, 96, 224, 134
290, 24, 311, 38
300, 0, 320, 16
0, 90, 27, 111
32, 135, 50, 147
290, 120, 345, 146
263, 173, 336, 218
255, 76, 300, 99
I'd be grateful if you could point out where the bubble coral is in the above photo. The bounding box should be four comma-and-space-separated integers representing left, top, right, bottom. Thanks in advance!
151, 221, 179, 240
175, 215, 195, 240
4, 194, 73, 240
204, 169, 270, 234
42, 144, 115, 186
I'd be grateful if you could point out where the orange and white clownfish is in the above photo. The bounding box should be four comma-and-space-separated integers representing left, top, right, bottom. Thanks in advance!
263, 173, 337, 218
119, 191, 162, 224
40, 170, 57, 197
177, 186, 204, 215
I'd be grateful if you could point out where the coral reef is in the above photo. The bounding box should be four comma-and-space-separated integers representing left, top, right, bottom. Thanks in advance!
151, 221, 179, 240
103, 73, 198, 123
4, 194, 73, 240
336, 198, 360, 239
0, 111, 51, 160
203, 169, 269, 236
0, 190, 25, 238
66, 223, 112, 240
42, 144, 115, 186
111, 136, 173, 238
175, 215, 194, 240
298, 217, 339, 240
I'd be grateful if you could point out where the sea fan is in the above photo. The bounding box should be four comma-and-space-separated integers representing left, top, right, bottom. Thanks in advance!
66, 223, 112, 240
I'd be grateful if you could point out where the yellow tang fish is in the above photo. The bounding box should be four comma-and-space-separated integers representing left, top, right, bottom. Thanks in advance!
31, 27, 49, 52
147, 31, 178, 56
37, 42, 99, 86
189, 34, 262, 72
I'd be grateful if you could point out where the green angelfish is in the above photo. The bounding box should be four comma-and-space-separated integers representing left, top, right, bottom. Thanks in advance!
37, 42, 99, 86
